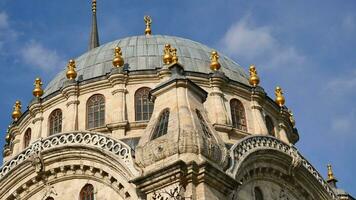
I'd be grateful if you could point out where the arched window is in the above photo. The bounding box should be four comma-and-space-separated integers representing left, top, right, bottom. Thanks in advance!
45, 197, 54, 200
265, 115, 275, 136
230, 99, 247, 131
152, 109, 170, 140
254, 187, 264, 200
24, 128, 31, 148
135, 87, 154, 121
87, 94, 105, 129
49, 109, 62, 135
196, 110, 213, 139
80, 184, 94, 200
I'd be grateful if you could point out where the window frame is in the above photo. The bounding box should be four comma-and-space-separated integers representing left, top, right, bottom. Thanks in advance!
265, 115, 275, 136
86, 94, 106, 129
134, 87, 154, 121
79, 184, 94, 200
24, 128, 31, 148
151, 108, 170, 140
230, 99, 248, 132
49, 109, 63, 136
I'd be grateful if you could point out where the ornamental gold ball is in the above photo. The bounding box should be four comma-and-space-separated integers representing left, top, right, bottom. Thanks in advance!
248, 65, 260, 87
275, 86, 285, 107
32, 77, 44, 98
12, 100, 22, 120
112, 47, 124, 67
163, 44, 173, 64
210, 50, 221, 71
66, 59, 77, 80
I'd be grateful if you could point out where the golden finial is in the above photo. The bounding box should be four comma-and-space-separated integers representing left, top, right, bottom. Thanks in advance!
249, 65, 260, 87
12, 100, 22, 121
275, 86, 285, 107
144, 15, 152, 35
66, 59, 77, 80
210, 50, 221, 71
32, 77, 44, 98
112, 47, 124, 67
163, 44, 173, 65
171, 48, 178, 63
92, 0, 97, 13
327, 164, 336, 181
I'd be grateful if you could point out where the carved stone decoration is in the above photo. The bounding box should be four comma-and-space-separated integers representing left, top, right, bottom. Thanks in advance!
41, 182, 57, 200
288, 144, 302, 176
152, 183, 191, 200
0, 131, 139, 179
29, 150, 44, 173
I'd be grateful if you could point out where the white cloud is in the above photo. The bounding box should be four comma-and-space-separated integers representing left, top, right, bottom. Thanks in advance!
22, 41, 65, 71
325, 70, 356, 95
220, 17, 305, 69
342, 14, 355, 32
331, 117, 352, 133
0, 12, 9, 29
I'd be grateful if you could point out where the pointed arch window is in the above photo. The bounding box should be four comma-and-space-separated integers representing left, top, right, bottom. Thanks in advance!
196, 110, 213, 139
152, 109, 170, 140
80, 184, 94, 200
24, 128, 31, 148
230, 99, 247, 131
265, 115, 275, 136
254, 187, 264, 200
135, 87, 154, 121
49, 109, 62, 135
87, 94, 105, 129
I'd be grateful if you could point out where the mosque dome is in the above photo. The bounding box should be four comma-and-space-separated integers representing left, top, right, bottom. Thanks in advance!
44, 35, 249, 96
1, 2, 350, 198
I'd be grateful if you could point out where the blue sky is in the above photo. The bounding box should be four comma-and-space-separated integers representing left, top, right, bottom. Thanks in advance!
0, 0, 355, 195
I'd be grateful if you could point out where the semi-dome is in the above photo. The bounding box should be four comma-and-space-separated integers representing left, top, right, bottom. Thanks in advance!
44, 35, 249, 96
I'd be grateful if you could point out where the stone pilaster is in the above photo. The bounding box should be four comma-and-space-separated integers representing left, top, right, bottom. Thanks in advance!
61, 80, 79, 132
207, 71, 230, 127
107, 68, 128, 138
250, 87, 269, 135
278, 108, 291, 144
29, 98, 43, 140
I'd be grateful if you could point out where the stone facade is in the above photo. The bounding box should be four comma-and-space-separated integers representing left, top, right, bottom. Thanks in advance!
0, 34, 353, 200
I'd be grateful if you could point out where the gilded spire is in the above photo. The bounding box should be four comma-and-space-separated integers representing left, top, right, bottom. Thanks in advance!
327, 164, 335, 180
163, 44, 173, 65
327, 164, 338, 188
12, 100, 22, 121
112, 47, 124, 67
275, 86, 285, 107
249, 65, 260, 87
144, 15, 152, 35
32, 77, 44, 98
171, 48, 178, 63
66, 59, 77, 80
210, 50, 221, 71
89, 0, 100, 50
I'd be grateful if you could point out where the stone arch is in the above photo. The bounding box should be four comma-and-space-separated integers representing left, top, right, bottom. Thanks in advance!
227, 135, 337, 200
0, 131, 140, 200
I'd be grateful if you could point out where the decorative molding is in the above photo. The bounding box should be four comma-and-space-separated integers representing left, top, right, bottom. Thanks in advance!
112, 88, 127, 95
65, 100, 80, 107
32, 117, 44, 124
0, 131, 139, 179
227, 135, 338, 200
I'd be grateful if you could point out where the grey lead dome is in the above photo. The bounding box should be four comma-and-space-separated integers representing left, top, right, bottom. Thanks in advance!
45, 35, 249, 96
